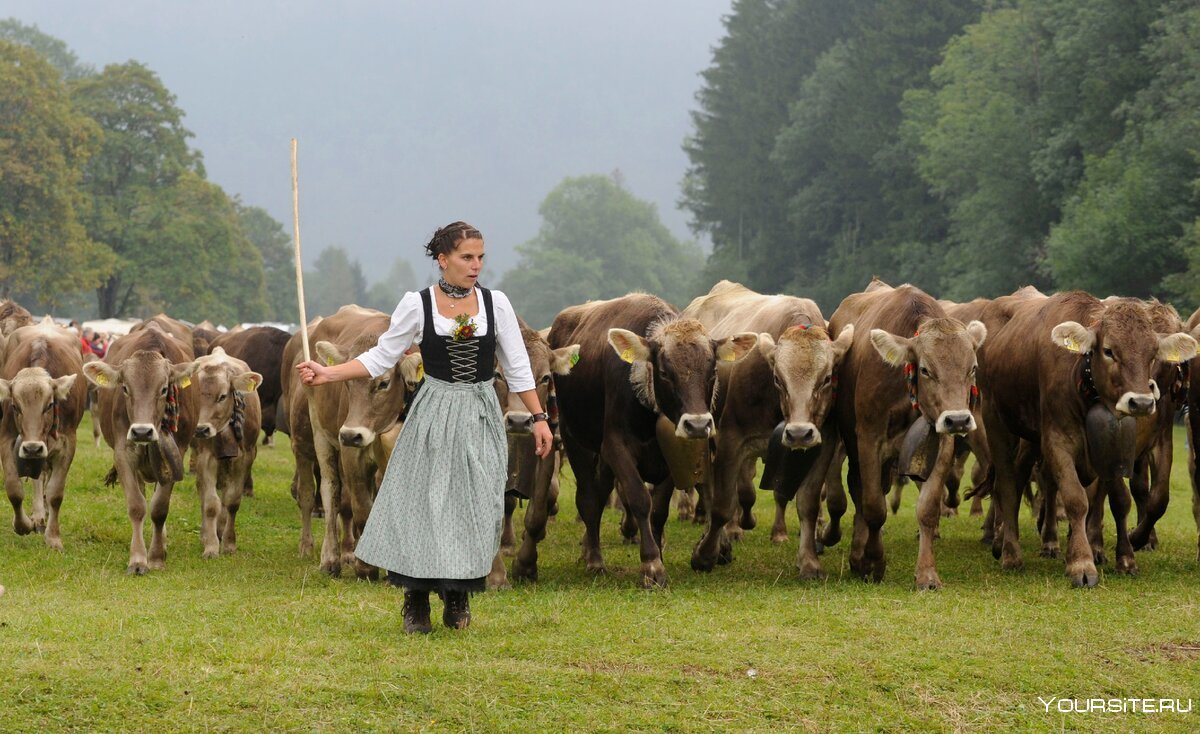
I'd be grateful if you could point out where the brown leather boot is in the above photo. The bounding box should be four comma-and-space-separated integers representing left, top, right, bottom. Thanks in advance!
402, 590, 432, 634
441, 590, 471, 630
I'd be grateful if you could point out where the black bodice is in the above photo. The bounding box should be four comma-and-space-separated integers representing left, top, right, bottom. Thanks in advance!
418, 286, 497, 383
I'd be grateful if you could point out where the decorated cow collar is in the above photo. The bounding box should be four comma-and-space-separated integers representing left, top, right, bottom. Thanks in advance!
161, 383, 180, 434
1077, 350, 1100, 405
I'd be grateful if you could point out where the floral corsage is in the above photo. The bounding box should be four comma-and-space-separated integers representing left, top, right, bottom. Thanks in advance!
451, 313, 477, 342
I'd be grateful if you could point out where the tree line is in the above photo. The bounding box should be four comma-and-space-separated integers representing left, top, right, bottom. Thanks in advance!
683, 0, 1200, 314
0, 20, 418, 324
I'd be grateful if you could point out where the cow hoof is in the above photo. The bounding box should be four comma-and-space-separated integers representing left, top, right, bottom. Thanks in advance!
640, 564, 668, 589
770, 531, 788, 544
31, 518, 47, 533
725, 526, 744, 542
814, 538, 825, 556
1039, 546, 1060, 559
1000, 554, 1023, 572
717, 539, 734, 565
202, 549, 219, 560
915, 572, 942, 591
820, 526, 841, 548
501, 545, 516, 557
298, 540, 314, 557
1115, 557, 1138, 576
1069, 568, 1099, 588
320, 559, 342, 577
13, 519, 33, 536
486, 577, 510, 592
940, 506, 958, 518
127, 563, 148, 575
148, 558, 166, 571
222, 544, 237, 556
45, 537, 63, 552
1092, 549, 1107, 566
740, 513, 757, 531
797, 564, 826, 581
511, 559, 537, 582
690, 552, 715, 573
583, 561, 606, 576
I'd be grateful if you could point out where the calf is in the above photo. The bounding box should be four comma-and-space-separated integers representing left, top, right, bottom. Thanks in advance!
179, 347, 262, 555
0, 318, 87, 549
84, 319, 197, 574
980, 293, 1195, 586
487, 323, 579, 589
549, 294, 755, 587
210, 326, 291, 445
829, 283, 986, 588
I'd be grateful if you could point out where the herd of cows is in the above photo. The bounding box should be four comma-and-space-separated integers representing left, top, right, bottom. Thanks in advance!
2, 276, 1200, 592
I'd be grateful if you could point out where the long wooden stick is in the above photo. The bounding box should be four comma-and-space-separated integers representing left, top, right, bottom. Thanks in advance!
291, 138, 311, 361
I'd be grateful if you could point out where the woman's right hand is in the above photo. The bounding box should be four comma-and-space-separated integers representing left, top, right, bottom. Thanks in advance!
296, 360, 332, 386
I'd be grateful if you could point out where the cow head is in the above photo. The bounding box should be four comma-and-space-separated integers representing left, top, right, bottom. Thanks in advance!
608, 319, 757, 439
1051, 300, 1197, 417
177, 347, 262, 439
0, 367, 77, 459
759, 323, 854, 449
871, 318, 986, 435
84, 350, 192, 444
494, 327, 579, 435
316, 337, 406, 449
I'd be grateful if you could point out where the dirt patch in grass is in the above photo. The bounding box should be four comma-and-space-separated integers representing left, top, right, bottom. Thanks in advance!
1129, 641, 1200, 661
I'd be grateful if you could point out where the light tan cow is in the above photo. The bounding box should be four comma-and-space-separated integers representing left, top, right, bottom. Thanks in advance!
84, 318, 197, 574
178, 347, 262, 555
0, 317, 87, 549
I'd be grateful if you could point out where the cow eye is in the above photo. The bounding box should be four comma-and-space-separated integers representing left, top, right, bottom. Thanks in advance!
375, 380, 390, 392
1103, 348, 1115, 361
823, 374, 832, 386
920, 366, 932, 379
539, 374, 552, 385
43, 402, 53, 413
121, 384, 129, 395
12, 404, 21, 415
216, 393, 228, 403
160, 386, 169, 397
969, 365, 977, 379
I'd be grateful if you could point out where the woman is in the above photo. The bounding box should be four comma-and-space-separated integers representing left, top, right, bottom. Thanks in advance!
297, 221, 552, 634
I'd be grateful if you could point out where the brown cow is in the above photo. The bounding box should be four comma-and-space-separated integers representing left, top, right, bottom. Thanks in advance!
0, 318, 87, 549
980, 292, 1196, 586
1186, 307, 1200, 561
0, 301, 35, 365
178, 347, 262, 555
279, 318, 323, 558
84, 317, 197, 574
210, 326, 291, 446
309, 306, 413, 578
191, 321, 221, 358
549, 294, 756, 587
827, 283, 986, 588
682, 281, 853, 577
486, 323, 579, 589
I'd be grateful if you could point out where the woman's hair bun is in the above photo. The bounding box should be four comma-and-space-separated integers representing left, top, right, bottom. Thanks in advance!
425, 221, 482, 260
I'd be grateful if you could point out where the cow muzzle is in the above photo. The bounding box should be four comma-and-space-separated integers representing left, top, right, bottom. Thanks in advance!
505, 411, 534, 435
127, 423, 159, 443
18, 441, 47, 459
676, 413, 715, 439
935, 410, 975, 435
782, 422, 821, 449
1116, 392, 1156, 417
339, 426, 377, 448
194, 422, 216, 439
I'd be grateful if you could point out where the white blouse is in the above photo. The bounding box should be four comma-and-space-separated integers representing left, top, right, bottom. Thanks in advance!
355, 286, 536, 393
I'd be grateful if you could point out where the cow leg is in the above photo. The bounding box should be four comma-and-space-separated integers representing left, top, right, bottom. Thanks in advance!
737, 459, 757, 531
314, 435, 343, 576
795, 439, 838, 579
43, 443, 75, 551
194, 453, 222, 559
512, 454, 557, 582
147, 480, 173, 571
619, 490, 638, 544
501, 494, 518, 554
601, 438, 666, 588
1105, 477, 1137, 575
340, 452, 379, 581
1130, 437, 1171, 551
888, 479, 903, 515
675, 488, 695, 521
565, 438, 607, 575
1036, 465, 1060, 559
847, 437, 888, 583
820, 444, 847, 548
1085, 479, 1107, 566
915, 435, 956, 590
1044, 443, 1099, 588
294, 455, 317, 557
695, 436, 745, 572
220, 450, 252, 555
486, 551, 509, 591
29, 475, 47, 532
985, 407, 1023, 570
0, 443, 33, 535
771, 489, 789, 544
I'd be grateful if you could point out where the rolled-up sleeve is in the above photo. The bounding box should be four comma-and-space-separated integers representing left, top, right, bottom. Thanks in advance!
355, 291, 422, 378
492, 290, 536, 393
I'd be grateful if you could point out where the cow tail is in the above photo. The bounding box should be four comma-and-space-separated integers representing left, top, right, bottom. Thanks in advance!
103, 466, 118, 487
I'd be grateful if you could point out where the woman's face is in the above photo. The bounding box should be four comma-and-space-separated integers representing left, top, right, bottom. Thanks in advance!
438, 237, 484, 288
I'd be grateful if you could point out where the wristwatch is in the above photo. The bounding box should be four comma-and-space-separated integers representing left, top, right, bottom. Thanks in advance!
532, 412, 549, 423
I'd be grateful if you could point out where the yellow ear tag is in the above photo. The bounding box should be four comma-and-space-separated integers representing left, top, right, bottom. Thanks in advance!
720, 349, 736, 362
244, 379, 258, 391
325, 356, 335, 367
179, 376, 191, 389
95, 373, 109, 387
620, 347, 635, 363
1166, 349, 1181, 363
416, 364, 425, 381
886, 349, 898, 364
1062, 337, 1080, 353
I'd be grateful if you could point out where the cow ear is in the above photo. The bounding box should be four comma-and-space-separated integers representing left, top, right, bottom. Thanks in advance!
966, 320, 987, 350
234, 371, 263, 392
52, 374, 77, 401
0, 378, 10, 402
399, 353, 424, 389
608, 329, 650, 364
551, 344, 581, 375
1158, 332, 1198, 364
870, 330, 915, 368
83, 361, 121, 389
171, 361, 197, 388
1050, 321, 1095, 354
315, 341, 347, 367
831, 324, 855, 361
716, 332, 758, 363
757, 333, 777, 364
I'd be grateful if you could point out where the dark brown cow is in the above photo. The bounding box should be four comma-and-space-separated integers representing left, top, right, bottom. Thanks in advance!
84, 317, 197, 574
979, 292, 1195, 587
309, 306, 413, 578
191, 322, 221, 358
0, 318, 87, 549
682, 281, 853, 577
178, 347, 262, 555
1186, 307, 1200, 561
548, 294, 756, 587
279, 318, 323, 558
486, 323, 579, 589
210, 326, 291, 447
827, 283, 986, 588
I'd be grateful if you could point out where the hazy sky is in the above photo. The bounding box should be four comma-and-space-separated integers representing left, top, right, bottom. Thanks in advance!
7, 0, 733, 284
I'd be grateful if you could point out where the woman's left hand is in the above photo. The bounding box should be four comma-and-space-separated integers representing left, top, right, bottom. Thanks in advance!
532, 420, 553, 458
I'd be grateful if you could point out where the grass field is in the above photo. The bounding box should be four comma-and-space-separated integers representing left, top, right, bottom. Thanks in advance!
1, 416, 1199, 732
